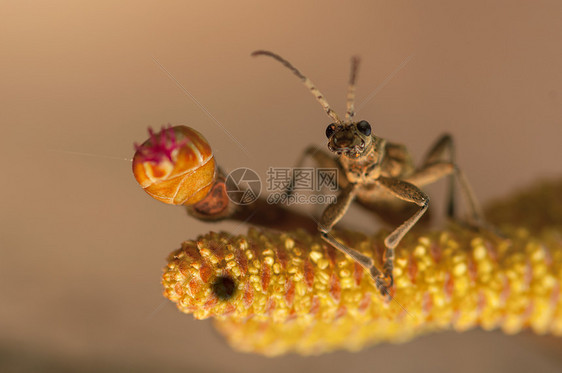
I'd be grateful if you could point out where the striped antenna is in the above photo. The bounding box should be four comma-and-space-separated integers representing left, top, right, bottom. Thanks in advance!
345, 56, 360, 121
252, 50, 342, 124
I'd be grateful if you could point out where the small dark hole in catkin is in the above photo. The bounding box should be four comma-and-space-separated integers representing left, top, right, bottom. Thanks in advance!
211, 276, 236, 300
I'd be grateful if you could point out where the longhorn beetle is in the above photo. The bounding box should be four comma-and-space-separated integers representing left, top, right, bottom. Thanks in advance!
252, 50, 486, 298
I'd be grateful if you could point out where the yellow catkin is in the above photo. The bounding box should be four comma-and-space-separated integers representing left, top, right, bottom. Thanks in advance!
162, 227, 562, 355
162, 178, 562, 355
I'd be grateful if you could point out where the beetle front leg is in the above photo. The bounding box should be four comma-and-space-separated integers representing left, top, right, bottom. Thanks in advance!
318, 184, 390, 297
377, 176, 429, 290
318, 183, 356, 233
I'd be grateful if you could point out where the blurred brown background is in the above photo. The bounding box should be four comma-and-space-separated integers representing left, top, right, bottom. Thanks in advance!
1, 1, 562, 372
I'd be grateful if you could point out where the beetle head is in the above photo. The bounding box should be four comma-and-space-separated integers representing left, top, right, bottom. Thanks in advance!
325, 120, 372, 158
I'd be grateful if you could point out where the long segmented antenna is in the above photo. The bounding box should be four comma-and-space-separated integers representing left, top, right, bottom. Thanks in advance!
252, 50, 342, 124
345, 56, 360, 121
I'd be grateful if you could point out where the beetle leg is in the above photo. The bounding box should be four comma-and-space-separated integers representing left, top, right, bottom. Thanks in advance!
406, 162, 485, 227
318, 183, 390, 297
407, 134, 485, 227
321, 232, 386, 294
377, 176, 429, 291
421, 134, 456, 217
318, 183, 357, 233
421, 134, 454, 165
285, 145, 344, 196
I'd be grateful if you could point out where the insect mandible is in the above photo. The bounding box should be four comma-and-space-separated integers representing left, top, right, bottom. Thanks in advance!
252, 50, 487, 298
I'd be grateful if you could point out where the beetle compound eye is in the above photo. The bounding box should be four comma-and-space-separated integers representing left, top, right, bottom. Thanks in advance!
326, 124, 337, 138
356, 120, 371, 136
211, 275, 237, 300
